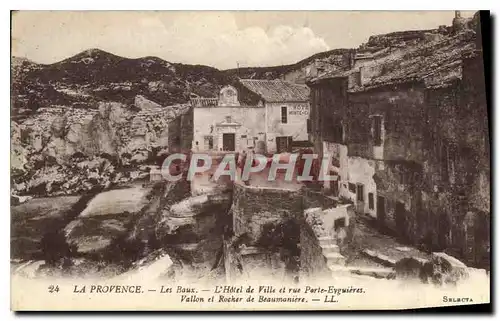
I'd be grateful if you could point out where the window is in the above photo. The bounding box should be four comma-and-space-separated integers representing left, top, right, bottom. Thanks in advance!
307, 119, 311, 133
356, 184, 364, 202
368, 193, 374, 210
334, 218, 346, 230
373, 115, 382, 146
281, 106, 288, 124
348, 183, 356, 193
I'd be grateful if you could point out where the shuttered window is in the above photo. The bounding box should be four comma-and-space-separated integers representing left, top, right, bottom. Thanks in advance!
281, 106, 288, 124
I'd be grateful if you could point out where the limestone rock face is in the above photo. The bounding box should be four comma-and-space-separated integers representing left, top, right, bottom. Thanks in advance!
394, 256, 428, 281
156, 192, 231, 276
11, 121, 29, 173
64, 185, 153, 254
157, 193, 231, 243
11, 99, 190, 197
423, 252, 470, 285
11, 196, 81, 259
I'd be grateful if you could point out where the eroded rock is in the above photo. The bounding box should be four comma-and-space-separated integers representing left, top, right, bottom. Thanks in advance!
394, 256, 428, 280
420, 252, 470, 285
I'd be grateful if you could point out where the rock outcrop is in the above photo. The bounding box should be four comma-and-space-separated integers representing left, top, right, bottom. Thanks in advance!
64, 184, 154, 254
11, 196, 81, 260
422, 252, 470, 285
395, 252, 470, 285
11, 99, 190, 197
156, 192, 232, 277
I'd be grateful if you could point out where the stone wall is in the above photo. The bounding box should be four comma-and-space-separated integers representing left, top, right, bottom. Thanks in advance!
302, 188, 337, 209
299, 223, 329, 280
347, 85, 427, 163
230, 181, 356, 280
223, 241, 288, 283
168, 106, 193, 153
232, 182, 303, 243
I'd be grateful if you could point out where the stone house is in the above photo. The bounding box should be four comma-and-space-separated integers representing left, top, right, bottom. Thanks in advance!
306, 12, 489, 268
191, 79, 310, 153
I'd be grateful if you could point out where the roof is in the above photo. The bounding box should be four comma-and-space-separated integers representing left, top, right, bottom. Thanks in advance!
362, 31, 476, 90
311, 29, 478, 91
239, 79, 310, 102
312, 68, 356, 82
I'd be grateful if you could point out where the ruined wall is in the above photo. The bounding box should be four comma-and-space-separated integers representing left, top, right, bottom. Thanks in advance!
240, 250, 287, 281
416, 55, 490, 269
461, 53, 490, 215
299, 223, 329, 280
307, 86, 323, 157
232, 182, 303, 243
375, 161, 423, 243
180, 107, 194, 152
301, 188, 337, 209
224, 241, 289, 283
347, 85, 426, 163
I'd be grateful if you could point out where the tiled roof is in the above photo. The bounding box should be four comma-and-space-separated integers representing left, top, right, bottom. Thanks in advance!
312, 30, 477, 91
190, 97, 219, 107
239, 79, 310, 102
364, 32, 476, 90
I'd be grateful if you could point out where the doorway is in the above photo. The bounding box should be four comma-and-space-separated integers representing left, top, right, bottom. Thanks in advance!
377, 196, 386, 225
330, 174, 339, 197
276, 136, 291, 153
222, 133, 235, 151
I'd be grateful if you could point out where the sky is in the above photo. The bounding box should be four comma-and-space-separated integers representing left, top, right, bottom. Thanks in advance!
11, 11, 476, 70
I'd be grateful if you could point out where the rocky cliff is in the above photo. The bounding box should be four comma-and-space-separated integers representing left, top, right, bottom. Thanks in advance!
11, 98, 190, 197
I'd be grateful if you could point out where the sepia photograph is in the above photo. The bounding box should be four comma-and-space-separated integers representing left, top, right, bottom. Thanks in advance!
9, 9, 491, 311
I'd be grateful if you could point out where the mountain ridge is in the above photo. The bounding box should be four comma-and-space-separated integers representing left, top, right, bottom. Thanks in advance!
11, 46, 352, 120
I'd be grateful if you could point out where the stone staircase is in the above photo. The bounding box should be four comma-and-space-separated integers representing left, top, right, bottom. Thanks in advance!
318, 236, 346, 267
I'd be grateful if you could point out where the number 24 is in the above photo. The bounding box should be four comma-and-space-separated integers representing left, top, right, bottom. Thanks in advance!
48, 285, 60, 293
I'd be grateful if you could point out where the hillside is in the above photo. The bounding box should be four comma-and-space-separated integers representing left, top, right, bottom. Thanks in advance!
224, 48, 353, 80
11, 48, 355, 120
11, 49, 235, 120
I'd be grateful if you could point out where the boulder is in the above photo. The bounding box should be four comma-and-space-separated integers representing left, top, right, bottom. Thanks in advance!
420, 252, 470, 285
11, 196, 81, 260
64, 185, 153, 254
134, 95, 162, 111
394, 256, 428, 280
11, 195, 33, 206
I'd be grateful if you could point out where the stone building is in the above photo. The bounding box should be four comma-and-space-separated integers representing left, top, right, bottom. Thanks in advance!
306, 12, 490, 269
191, 79, 310, 153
